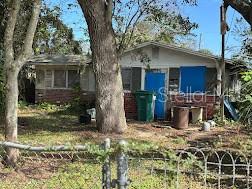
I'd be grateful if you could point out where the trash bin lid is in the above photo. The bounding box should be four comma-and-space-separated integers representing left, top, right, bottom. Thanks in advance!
173, 106, 190, 109
135, 90, 155, 95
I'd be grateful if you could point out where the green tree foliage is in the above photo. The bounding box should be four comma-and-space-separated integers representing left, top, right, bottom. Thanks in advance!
240, 70, 252, 125
34, 4, 82, 55
114, 0, 198, 51
21, 3, 83, 100
198, 49, 214, 55
231, 19, 252, 125
12, 2, 82, 55
0, 1, 83, 113
238, 32, 252, 125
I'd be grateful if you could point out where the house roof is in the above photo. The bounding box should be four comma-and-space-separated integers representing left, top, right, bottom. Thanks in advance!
124, 41, 233, 64
28, 41, 233, 66
27, 54, 92, 66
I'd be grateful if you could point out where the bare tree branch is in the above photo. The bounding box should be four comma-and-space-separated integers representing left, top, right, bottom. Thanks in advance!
117, 0, 153, 53
224, 0, 252, 27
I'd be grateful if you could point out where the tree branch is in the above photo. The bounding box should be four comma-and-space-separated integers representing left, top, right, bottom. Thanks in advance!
16, 0, 41, 66
117, 0, 153, 53
4, 0, 20, 65
224, 0, 252, 27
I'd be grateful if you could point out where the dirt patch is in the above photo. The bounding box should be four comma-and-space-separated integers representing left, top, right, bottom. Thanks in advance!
75, 120, 248, 150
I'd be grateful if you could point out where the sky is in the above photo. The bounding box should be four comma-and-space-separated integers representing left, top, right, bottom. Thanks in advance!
45, 0, 250, 58
181, 0, 249, 57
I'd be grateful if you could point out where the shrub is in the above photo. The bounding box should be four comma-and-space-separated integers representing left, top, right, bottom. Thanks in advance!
238, 71, 252, 126
18, 100, 29, 110
37, 102, 59, 112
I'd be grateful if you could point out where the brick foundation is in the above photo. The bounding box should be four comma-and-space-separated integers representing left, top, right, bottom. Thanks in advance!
170, 94, 219, 120
123, 93, 219, 121
35, 89, 137, 119
124, 92, 137, 119
35, 90, 217, 120
35, 89, 95, 105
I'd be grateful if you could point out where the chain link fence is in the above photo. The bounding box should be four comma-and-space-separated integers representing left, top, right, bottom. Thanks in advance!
0, 140, 252, 189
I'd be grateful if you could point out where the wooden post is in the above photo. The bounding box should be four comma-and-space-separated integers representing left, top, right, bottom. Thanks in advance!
220, 3, 228, 122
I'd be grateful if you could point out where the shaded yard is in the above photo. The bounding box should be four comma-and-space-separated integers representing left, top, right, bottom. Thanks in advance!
0, 105, 251, 189
0, 105, 251, 152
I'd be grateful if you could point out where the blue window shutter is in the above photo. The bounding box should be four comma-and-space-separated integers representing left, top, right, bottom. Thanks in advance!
180, 66, 206, 93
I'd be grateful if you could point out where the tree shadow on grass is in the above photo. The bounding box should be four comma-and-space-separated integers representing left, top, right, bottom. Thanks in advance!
18, 116, 97, 135
0, 108, 98, 136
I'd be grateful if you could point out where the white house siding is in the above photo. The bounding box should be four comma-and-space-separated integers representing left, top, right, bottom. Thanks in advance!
119, 46, 216, 68
34, 44, 222, 96
119, 45, 218, 92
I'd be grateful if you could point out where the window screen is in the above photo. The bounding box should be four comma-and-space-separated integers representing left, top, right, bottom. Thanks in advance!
169, 68, 179, 92
121, 68, 132, 90
68, 70, 80, 88
54, 70, 66, 88
36, 70, 44, 88
45, 70, 53, 88
131, 67, 141, 92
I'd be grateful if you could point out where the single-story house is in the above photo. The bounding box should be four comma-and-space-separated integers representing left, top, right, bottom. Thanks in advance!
28, 41, 240, 120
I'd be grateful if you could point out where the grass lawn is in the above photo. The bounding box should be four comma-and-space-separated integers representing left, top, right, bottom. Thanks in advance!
0, 158, 211, 189
0, 104, 251, 188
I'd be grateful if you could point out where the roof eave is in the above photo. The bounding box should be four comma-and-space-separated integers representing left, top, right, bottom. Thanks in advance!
123, 41, 233, 65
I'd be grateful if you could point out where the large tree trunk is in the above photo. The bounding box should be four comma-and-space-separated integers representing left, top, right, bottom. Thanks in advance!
78, 0, 127, 133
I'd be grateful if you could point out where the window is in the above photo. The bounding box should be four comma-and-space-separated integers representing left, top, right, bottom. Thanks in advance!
131, 67, 141, 92
54, 70, 66, 88
169, 68, 179, 93
45, 70, 53, 88
41, 69, 80, 89
68, 70, 80, 88
121, 68, 132, 91
36, 70, 45, 88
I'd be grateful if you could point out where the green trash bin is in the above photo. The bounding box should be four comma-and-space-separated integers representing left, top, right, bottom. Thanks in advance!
135, 91, 155, 122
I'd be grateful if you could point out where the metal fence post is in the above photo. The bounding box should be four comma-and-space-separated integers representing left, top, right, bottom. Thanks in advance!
117, 140, 129, 189
102, 138, 111, 189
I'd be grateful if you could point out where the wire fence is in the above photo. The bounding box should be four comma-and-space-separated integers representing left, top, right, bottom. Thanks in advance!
0, 140, 252, 189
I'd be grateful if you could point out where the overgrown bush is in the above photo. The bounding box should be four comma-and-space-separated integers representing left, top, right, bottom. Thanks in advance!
66, 85, 95, 114
37, 102, 60, 112
18, 100, 29, 110
238, 71, 252, 126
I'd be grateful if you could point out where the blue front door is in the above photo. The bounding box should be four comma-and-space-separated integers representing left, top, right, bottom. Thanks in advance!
145, 72, 166, 120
